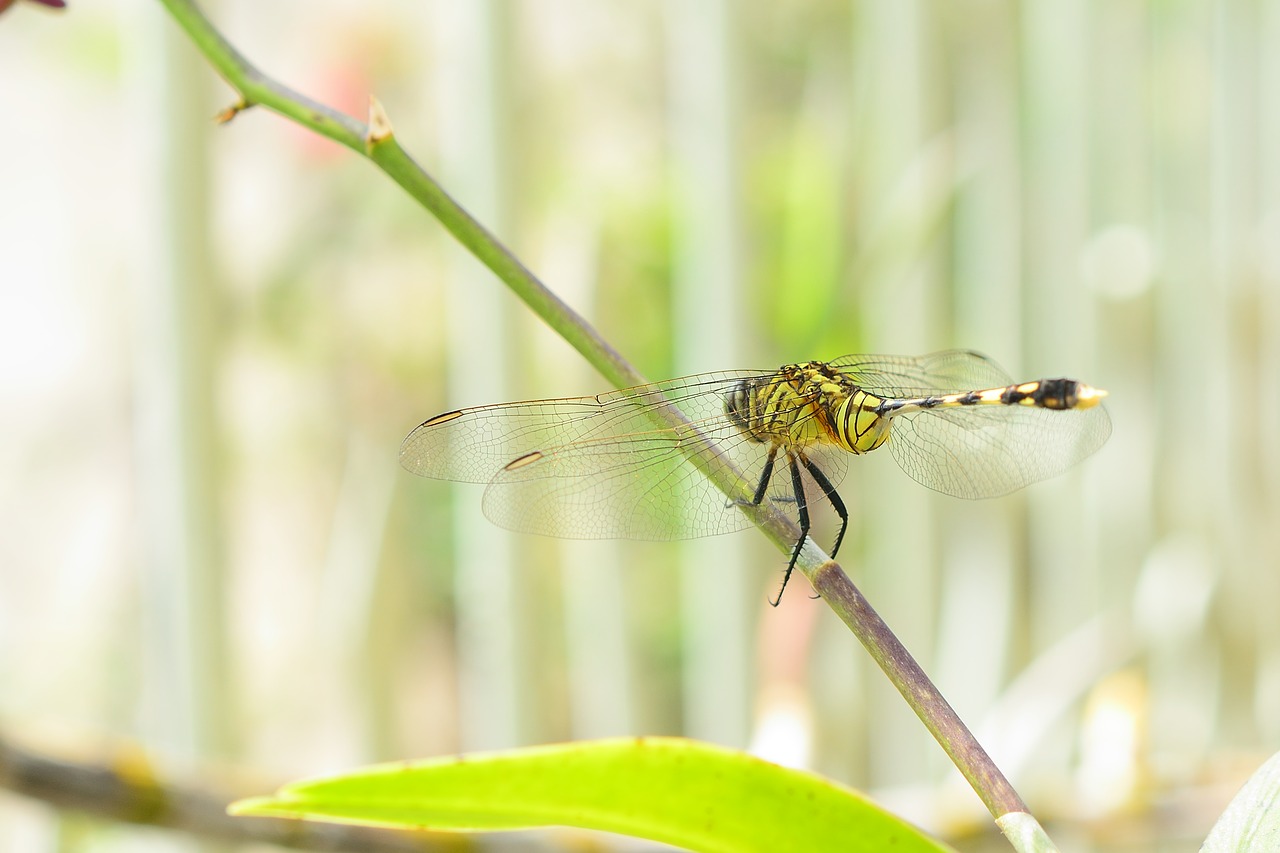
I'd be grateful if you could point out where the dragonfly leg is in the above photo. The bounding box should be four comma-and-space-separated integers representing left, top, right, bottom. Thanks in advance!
798, 452, 847, 558
771, 451, 810, 607
729, 444, 779, 508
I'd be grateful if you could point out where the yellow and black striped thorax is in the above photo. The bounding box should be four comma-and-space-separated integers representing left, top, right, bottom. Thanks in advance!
723, 362, 892, 455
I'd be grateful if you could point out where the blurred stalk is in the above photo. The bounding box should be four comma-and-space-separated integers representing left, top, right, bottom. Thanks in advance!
1258, 0, 1280, 747
1149, 0, 1223, 775
1019, 0, 1102, 658
127, 3, 229, 849
849, 0, 943, 789
318, 433, 398, 759
431, 0, 525, 751
1263, 1, 1280, 517
1087, 0, 1158, 687
1208, 0, 1265, 743
924, 3, 1025, 794
128, 0, 228, 765
542, 212, 637, 739
665, 0, 751, 748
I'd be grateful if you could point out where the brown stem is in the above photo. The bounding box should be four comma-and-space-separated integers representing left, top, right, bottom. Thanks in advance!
0, 734, 542, 851
811, 561, 1029, 818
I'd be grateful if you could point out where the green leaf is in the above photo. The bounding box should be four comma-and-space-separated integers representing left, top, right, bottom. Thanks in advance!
1202, 750, 1280, 852
230, 737, 956, 853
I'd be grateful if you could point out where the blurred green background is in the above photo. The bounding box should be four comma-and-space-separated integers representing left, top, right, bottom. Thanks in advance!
1, 1, 1277, 850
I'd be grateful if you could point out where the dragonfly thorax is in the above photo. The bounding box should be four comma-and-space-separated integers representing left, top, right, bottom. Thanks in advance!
724, 362, 891, 455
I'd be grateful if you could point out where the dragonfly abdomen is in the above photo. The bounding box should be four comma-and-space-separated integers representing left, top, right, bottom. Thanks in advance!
874, 377, 1107, 417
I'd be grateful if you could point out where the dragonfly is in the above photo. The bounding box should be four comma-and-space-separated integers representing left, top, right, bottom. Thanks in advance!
400, 350, 1111, 603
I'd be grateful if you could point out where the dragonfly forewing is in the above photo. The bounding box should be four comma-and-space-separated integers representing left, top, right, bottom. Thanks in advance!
829, 349, 1015, 398
399, 370, 848, 540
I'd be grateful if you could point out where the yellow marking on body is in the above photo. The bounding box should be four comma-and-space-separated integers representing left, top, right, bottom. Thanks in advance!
504, 450, 544, 471
978, 388, 1006, 403
831, 392, 890, 453
424, 410, 465, 427
1074, 384, 1108, 409
1013, 381, 1041, 406
731, 368, 852, 451
854, 406, 888, 448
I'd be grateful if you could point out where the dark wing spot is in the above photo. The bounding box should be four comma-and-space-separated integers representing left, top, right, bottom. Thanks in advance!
503, 450, 545, 471
423, 410, 465, 427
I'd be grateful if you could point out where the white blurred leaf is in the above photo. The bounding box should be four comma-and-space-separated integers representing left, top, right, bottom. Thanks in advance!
1202, 751, 1280, 852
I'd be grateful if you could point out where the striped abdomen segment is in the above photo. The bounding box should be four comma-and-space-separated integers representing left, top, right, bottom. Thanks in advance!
874, 377, 1107, 417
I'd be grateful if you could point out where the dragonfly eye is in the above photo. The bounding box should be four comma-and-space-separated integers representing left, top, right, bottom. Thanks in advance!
724, 381, 753, 435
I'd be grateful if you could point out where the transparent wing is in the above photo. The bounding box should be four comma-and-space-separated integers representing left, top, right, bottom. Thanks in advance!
400, 371, 849, 540
877, 403, 1111, 498
829, 349, 1015, 397
831, 350, 1111, 498
400, 372, 760, 483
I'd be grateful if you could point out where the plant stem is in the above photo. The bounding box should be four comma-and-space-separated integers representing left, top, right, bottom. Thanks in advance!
160, 0, 637, 392
153, 0, 1044, 841
0, 734, 478, 852
811, 563, 1029, 818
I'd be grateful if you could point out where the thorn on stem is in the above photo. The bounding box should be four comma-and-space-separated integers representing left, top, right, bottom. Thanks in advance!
366, 95, 394, 146
214, 99, 251, 125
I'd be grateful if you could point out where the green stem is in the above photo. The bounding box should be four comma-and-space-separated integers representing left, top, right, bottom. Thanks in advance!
155, 0, 1041, 839
363, 137, 635, 386
159, 0, 637, 390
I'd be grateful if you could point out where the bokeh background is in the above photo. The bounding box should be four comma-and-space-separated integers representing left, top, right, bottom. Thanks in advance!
2, 1, 1278, 850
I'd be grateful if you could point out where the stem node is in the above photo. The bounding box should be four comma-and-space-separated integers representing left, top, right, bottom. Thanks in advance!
214, 98, 251, 125
366, 95, 394, 149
